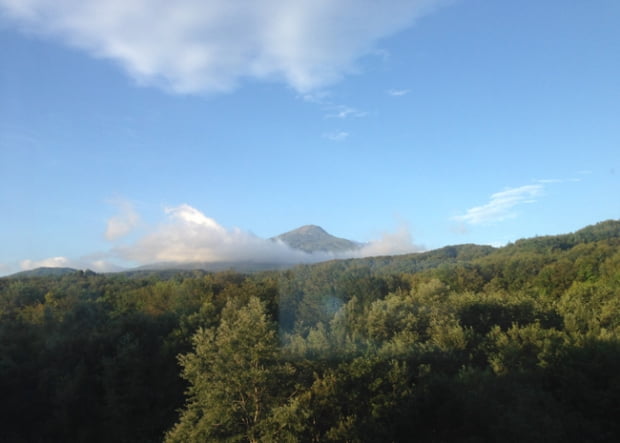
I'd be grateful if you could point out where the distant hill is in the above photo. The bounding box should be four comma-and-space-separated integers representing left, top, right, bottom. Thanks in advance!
282, 219, 620, 277
122, 260, 295, 277
8, 267, 80, 278
7, 220, 619, 280
273, 225, 361, 253
507, 219, 620, 252
286, 243, 496, 277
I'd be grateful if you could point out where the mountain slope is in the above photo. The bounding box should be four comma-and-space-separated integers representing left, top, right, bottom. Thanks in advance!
273, 225, 361, 253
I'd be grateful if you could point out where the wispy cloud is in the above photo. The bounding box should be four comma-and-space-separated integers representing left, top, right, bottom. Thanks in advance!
535, 178, 563, 184
301, 91, 332, 104
323, 131, 349, 141
0, 0, 444, 94
301, 93, 367, 121
535, 173, 587, 184
453, 184, 543, 226
325, 105, 367, 119
105, 198, 140, 241
387, 88, 411, 96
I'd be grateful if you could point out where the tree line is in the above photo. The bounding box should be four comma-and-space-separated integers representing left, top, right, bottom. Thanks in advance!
1, 220, 619, 442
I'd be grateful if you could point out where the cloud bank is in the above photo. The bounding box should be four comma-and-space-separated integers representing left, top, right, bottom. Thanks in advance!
453, 184, 543, 225
114, 204, 318, 264
9, 204, 423, 276
0, 0, 443, 93
115, 204, 422, 265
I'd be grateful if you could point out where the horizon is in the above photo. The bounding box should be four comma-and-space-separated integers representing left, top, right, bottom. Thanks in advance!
4, 218, 618, 277
1, 0, 619, 276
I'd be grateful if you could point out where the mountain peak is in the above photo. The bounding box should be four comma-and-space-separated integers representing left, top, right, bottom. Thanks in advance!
274, 225, 360, 254
294, 225, 328, 234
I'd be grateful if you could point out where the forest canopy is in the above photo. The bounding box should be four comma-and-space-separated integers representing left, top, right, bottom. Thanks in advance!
1, 220, 620, 442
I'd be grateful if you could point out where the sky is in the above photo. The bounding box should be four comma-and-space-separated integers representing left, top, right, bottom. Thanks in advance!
1, 0, 619, 275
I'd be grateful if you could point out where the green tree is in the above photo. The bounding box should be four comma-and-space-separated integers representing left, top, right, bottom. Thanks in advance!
166, 296, 291, 442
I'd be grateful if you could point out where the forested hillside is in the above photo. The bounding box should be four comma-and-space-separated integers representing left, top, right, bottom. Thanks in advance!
2, 220, 620, 442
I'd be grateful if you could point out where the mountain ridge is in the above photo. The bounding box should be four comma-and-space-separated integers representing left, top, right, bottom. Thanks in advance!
7, 220, 620, 278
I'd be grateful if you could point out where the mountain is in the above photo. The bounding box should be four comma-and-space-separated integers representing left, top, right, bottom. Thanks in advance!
291, 219, 620, 277
273, 224, 362, 253
114, 225, 362, 276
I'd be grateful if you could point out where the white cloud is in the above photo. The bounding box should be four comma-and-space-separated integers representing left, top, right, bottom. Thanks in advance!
105, 199, 140, 241
387, 88, 411, 96
0, 0, 444, 93
453, 184, 543, 226
12, 204, 424, 273
301, 93, 367, 124
300, 90, 332, 104
20, 256, 72, 270
85, 259, 125, 273
165, 204, 225, 232
535, 178, 563, 184
115, 204, 423, 265
536, 176, 584, 184
18, 255, 121, 273
325, 105, 367, 119
323, 131, 349, 141
115, 204, 324, 264
353, 224, 423, 257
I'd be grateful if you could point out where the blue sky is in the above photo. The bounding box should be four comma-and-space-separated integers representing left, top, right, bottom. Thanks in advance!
1, 0, 619, 275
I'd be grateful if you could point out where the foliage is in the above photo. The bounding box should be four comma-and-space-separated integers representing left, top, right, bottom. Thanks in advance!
1, 220, 620, 441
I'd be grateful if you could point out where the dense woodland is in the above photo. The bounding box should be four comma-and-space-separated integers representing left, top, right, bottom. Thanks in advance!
2, 220, 620, 442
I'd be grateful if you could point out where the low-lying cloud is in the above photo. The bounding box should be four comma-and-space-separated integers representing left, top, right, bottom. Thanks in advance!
115, 204, 422, 265
114, 204, 318, 264
20, 256, 71, 270
353, 224, 420, 257
0, 0, 444, 93
18, 256, 122, 274
9, 204, 423, 275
